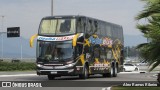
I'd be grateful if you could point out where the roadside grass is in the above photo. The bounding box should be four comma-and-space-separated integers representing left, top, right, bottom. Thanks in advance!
0, 61, 36, 71
112, 87, 160, 90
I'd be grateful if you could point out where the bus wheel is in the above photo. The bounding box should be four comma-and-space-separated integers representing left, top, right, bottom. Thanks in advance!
113, 65, 117, 77
79, 65, 89, 79
102, 73, 107, 77
48, 75, 55, 80
103, 66, 113, 77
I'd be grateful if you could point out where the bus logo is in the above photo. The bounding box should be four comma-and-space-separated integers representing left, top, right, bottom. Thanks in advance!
38, 35, 75, 41
102, 37, 113, 46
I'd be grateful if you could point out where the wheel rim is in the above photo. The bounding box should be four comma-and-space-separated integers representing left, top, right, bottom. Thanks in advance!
111, 67, 113, 76
115, 67, 117, 74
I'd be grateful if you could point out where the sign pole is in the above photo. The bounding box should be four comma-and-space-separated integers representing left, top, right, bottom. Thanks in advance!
7, 27, 21, 59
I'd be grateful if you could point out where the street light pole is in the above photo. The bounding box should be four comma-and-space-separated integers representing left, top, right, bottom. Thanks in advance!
51, 0, 53, 16
1, 16, 4, 60
20, 36, 22, 60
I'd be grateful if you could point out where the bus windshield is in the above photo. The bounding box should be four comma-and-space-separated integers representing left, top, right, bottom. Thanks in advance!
39, 18, 76, 35
37, 41, 73, 62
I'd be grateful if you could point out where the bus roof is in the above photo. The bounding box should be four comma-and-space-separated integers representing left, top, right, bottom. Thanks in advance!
42, 15, 122, 27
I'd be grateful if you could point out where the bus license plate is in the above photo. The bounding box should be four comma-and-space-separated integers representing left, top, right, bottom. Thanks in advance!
51, 71, 57, 74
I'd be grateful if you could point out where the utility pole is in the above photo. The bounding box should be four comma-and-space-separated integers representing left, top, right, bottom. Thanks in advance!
51, 0, 54, 16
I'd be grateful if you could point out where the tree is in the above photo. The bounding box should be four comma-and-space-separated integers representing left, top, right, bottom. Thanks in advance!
135, 0, 160, 71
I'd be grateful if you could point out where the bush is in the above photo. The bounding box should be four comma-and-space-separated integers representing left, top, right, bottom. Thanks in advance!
0, 62, 36, 71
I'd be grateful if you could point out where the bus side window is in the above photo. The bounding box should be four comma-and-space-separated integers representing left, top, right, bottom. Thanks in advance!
100, 47, 106, 60
87, 20, 93, 35
93, 21, 98, 34
106, 25, 112, 37
106, 49, 113, 60
77, 18, 84, 33
86, 20, 98, 35
93, 46, 100, 58
101, 22, 106, 37
97, 22, 101, 36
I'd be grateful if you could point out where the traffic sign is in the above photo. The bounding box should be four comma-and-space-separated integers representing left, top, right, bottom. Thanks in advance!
7, 27, 20, 37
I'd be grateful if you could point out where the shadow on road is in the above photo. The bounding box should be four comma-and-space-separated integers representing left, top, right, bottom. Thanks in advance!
17, 75, 110, 81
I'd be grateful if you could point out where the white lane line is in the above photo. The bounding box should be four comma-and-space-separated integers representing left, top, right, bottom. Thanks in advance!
101, 87, 111, 90
119, 71, 147, 74
106, 87, 111, 90
101, 88, 106, 90
0, 74, 37, 77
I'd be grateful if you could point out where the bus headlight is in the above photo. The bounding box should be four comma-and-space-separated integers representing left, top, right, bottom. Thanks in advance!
65, 63, 73, 67
37, 64, 42, 67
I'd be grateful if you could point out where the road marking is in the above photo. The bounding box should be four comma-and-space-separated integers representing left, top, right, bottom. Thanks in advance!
119, 71, 147, 74
0, 74, 37, 77
106, 87, 111, 90
101, 88, 106, 90
101, 87, 111, 90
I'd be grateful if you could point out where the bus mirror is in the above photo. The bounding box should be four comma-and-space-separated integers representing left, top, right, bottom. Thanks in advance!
30, 34, 38, 48
72, 34, 80, 47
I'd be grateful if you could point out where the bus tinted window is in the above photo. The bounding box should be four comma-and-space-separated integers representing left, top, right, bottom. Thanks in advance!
106, 25, 112, 37
87, 20, 92, 34
77, 18, 85, 33
86, 19, 98, 35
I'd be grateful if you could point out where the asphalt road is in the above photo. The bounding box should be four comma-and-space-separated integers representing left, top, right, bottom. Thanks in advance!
0, 71, 158, 90
0, 72, 157, 81
0, 65, 159, 90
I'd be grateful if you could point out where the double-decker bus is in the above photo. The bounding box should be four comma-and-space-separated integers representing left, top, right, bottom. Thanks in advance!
30, 15, 124, 80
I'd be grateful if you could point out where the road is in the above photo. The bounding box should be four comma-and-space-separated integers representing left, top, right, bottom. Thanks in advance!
0, 71, 158, 90
0, 71, 157, 81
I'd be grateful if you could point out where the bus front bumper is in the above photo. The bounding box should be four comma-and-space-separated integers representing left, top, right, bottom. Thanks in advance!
37, 69, 76, 75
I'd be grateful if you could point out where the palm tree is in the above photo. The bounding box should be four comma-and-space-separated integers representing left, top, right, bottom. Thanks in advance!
135, 0, 160, 71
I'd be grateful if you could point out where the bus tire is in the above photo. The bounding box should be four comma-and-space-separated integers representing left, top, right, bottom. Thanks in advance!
113, 64, 117, 77
79, 65, 89, 79
103, 66, 113, 77
48, 75, 55, 80
102, 73, 107, 77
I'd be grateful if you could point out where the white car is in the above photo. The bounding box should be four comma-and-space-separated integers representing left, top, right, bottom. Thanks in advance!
123, 64, 139, 72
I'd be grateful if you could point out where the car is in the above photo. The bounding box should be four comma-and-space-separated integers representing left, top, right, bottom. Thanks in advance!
136, 60, 148, 66
136, 62, 148, 66
123, 63, 139, 72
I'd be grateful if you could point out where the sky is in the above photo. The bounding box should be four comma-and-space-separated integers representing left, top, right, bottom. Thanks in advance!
0, 0, 144, 39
